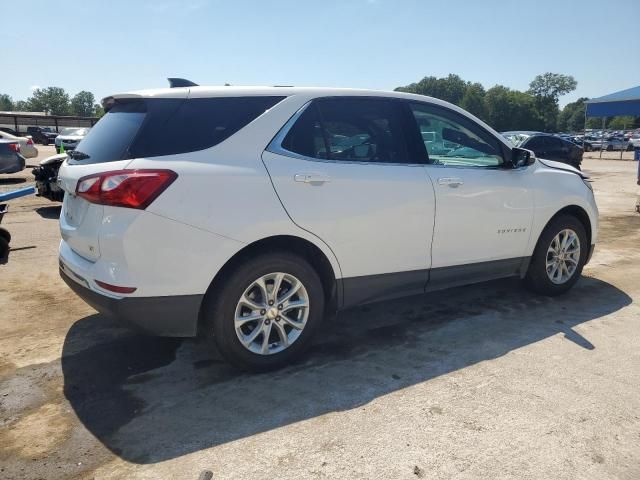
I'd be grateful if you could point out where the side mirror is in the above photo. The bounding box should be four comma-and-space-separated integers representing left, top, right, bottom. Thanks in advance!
510, 147, 534, 168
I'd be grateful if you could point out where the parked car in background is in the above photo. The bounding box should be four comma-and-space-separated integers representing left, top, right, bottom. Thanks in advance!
32, 153, 67, 202
55, 127, 90, 154
0, 127, 20, 136
502, 131, 583, 169
0, 130, 38, 159
589, 136, 631, 151
0, 140, 25, 174
572, 136, 594, 151
57, 84, 598, 371
629, 134, 640, 149
27, 126, 58, 145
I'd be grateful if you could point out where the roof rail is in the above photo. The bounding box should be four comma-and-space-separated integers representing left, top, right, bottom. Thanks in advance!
167, 78, 199, 88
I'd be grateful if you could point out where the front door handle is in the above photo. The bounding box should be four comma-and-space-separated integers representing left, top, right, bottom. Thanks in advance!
294, 173, 331, 184
437, 177, 463, 187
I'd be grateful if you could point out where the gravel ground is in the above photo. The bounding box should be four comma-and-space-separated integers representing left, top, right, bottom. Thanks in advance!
0, 147, 639, 479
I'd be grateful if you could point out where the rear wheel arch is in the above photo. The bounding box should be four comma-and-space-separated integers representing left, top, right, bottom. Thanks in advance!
198, 235, 339, 332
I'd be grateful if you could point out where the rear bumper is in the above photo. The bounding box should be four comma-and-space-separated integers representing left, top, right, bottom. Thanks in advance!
60, 265, 202, 337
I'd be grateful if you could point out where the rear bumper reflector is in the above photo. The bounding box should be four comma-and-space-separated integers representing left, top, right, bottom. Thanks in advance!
95, 280, 137, 294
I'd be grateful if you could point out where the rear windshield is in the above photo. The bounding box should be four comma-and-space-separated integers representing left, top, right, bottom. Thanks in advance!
70, 96, 285, 164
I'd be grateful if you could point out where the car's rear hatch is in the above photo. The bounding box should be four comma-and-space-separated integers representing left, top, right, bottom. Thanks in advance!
57, 91, 187, 261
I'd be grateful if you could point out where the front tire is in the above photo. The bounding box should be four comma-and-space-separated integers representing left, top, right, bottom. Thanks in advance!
203, 252, 325, 371
525, 215, 587, 296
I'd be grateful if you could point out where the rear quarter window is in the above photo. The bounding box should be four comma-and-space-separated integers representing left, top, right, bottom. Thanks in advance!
71, 96, 285, 164
131, 96, 285, 158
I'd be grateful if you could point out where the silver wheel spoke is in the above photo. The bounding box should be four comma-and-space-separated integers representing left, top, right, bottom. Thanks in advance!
282, 298, 308, 313
272, 321, 289, 348
261, 322, 273, 354
280, 313, 305, 330
241, 320, 264, 347
277, 280, 302, 305
272, 273, 285, 302
235, 311, 262, 327
240, 294, 264, 311
255, 278, 269, 305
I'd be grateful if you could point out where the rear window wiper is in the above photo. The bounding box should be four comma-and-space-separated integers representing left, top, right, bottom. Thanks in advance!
68, 150, 91, 161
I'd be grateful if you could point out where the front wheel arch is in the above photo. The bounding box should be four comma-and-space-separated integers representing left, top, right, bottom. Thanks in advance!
525, 205, 592, 279
536, 205, 592, 254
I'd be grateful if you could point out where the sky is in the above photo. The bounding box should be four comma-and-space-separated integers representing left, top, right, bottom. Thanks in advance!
2, 0, 639, 108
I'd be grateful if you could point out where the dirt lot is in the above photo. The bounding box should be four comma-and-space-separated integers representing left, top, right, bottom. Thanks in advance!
1, 146, 639, 479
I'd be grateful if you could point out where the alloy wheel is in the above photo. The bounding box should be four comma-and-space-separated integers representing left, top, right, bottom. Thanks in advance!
234, 272, 310, 355
546, 229, 581, 284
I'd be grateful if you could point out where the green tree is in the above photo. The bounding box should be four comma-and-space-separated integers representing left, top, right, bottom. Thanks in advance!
528, 73, 578, 100
93, 103, 105, 118
28, 87, 70, 115
70, 91, 96, 116
395, 74, 468, 105
484, 86, 541, 131
528, 73, 577, 131
459, 82, 487, 121
557, 97, 588, 132
607, 116, 636, 130
14, 100, 31, 111
0, 94, 13, 111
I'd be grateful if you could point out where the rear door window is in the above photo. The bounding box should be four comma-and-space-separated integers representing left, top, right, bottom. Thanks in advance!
71, 96, 285, 164
280, 97, 413, 164
317, 98, 409, 163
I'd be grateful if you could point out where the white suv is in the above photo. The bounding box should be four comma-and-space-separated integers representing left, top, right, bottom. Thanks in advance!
57, 81, 598, 370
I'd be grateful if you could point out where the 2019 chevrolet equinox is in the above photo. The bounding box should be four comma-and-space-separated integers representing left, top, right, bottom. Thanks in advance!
57, 80, 598, 371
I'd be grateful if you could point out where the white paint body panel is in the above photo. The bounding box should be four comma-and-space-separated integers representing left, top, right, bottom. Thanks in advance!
426, 165, 534, 268
263, 151, 435, 278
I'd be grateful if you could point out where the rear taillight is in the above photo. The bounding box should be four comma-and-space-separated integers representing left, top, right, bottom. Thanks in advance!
26, 138, 34, 145
76, 169, 177, 209
8, 143, 20, 152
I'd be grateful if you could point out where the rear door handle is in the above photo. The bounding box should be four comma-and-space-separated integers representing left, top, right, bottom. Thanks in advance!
294, 173, 331, 184
437, 177, 463, 187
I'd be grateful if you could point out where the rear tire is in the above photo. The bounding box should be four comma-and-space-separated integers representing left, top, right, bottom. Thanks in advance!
0, 235, 9, 261
202, 252, 325, 371
525, 215, 587, 296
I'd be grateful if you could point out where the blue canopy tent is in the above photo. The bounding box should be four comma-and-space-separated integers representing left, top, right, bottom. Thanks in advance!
585, 85, 640, 158
585, 85, 640, 117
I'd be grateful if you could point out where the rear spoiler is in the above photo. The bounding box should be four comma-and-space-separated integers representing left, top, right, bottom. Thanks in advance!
167, 78, 199, 88
101, 78, 199, 112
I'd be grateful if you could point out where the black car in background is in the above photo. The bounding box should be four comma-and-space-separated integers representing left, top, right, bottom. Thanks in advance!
26, 126, 58, 145
0, 139, 25, 174
0, 127, 20, 136
502, 131, 583, 170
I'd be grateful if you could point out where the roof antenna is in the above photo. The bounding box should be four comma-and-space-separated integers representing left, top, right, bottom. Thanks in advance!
168, 78, 199, 88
